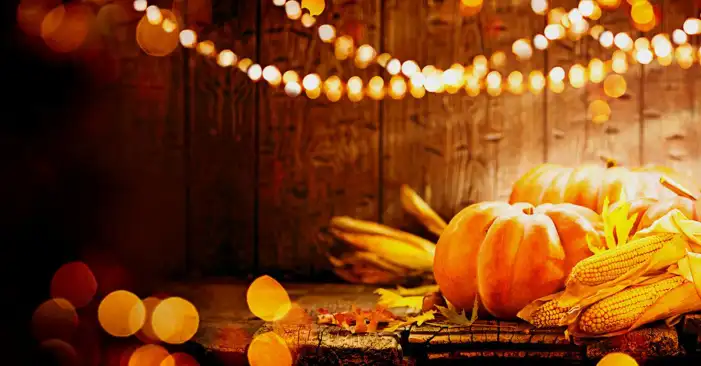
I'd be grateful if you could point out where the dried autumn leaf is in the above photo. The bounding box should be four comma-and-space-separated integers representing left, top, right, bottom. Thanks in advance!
436, 295, 479, 326
383, 310, 436, 333
600, 192, 638, 251
396, 284, 440, 296
375, 288, 423, 311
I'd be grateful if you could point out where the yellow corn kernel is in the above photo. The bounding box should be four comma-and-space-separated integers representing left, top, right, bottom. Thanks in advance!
567, 233, 679, 286
531, 300, 570, 328
579, 276, 684, 334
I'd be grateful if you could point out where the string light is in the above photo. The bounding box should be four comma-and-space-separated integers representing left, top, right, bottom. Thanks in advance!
507, 71, 524, 94
133, 0, 147, 11
531, 0, 548, 15
613, 32, 633, 52
146, 5, 162, 25
285, 81, 302, 97
217, 50, 236, 67
389, 76, 407, 99
301, 14, 316, 28
684, 18, 701, 35
247, 64, 263, 81
284, 0, 302, 20
529, 70, 545, 94
401, 61, 420, 77
512, 39, 533, 60
599, 31, 614, 48
588, 58, 606, 83
568, 64, 586, 88
179, 30, 197, 48
355, 45, 376, 68
534, 34, 548, 50
318, 24, 336, 42
263, 66, 282, 86
386, 59, 401, 75
672, 29, 688, 45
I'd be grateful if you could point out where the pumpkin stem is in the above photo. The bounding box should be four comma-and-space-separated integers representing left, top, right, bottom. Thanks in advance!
599, 154, 618, 168
660, 175, 698, 201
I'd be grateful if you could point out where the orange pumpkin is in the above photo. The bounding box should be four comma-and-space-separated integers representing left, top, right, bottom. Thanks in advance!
610, 177, 701, 233
510, 159, 697, 214
433, 202, 604, 319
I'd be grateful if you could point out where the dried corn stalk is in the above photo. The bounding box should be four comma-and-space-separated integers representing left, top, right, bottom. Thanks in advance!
400, 184, 448, 236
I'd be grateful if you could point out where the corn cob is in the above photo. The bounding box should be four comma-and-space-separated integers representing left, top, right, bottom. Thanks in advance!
530, 300, 571, 328
578, 276, 685, 334
329, 229, 434, 271
399, 184, 448, 236
567, 233, 681, 286
330, 216, 436, 255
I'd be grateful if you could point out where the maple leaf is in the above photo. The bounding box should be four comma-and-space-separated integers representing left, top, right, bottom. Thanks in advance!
374, 288, 423, 311
383, 310, 436, 333
436, 295, 479, 326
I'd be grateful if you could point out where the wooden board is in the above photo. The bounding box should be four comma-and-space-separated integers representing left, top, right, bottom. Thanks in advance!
587, 9, 642, 166
485, 2, 547, 200
257, 0, 382, 278
382, 0, 492, 233
189, 0, 258, 277
642, 0, 699, 180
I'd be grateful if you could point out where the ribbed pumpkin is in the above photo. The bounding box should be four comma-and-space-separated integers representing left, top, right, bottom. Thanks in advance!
509, 159, 697, 214
610, 177, 700, 233
433, 202, 604, 319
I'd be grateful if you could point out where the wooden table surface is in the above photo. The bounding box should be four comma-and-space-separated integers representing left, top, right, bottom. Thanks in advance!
163, 280, 701, 366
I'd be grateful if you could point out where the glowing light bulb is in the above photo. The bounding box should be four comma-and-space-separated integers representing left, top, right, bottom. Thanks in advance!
635, 48, 653, 64
490, 51, 507, 68
486, 71, 502, 96
534, 34, 549, 50
354, 45, 376, 68
318, 24, 336, 42
146, 5, 163, 25
634, 37, 650, 50
283, 70, 299, 83
401, 61, 420, 77
302, 73, 321, 90
507, 71, 524, 94
614, 32, 633, 51
588, 58, 605, 83
162, 19, 177, 33
347, 76, 364, 102
334, 36, 354, 60
512, 39, 533, 60
285, 1, 302, 20
197, 41, 215, 57
676, 44, 694, 69
464, 74, 481, 97
285, 82, 301, 97
611, 50, 627, 74
179, 30, 197, 48
673, 29, 688, 45
133, 0, 147, 11
473, 55, 488, 77
217, 50, 236, 67
630, 1, 654, 25
589, 25, 604, 40
549, 67, 565, 83
273, 0, 287, 6
599, 31, 614, 48
263, 66, 282, 86
389, 76, 407, 99
323, 76, 343, 102
652, 34, 672, 57
531, 0, 548, 15
603, 74, 626, 98
368, 76, 385, 100
569, 64, 586, 88
684, 18, 701, 35
544, 24, 565, 40
589, 99, 611, 123
529, 70, 545, 94
578, 0, 594, 17
247, 64, 262, 81
387, 58, 401, 75
301, 14, 316, 28
568, 9, 583, 23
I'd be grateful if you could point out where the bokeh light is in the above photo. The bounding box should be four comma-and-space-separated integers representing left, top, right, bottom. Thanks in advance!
246, 275, 292, 322
128, 344, 170, 366
161, 353, 200, 366
136, 296, 163, 343
40, 3, 94, 53
589, 99, 611, 123
603, 74, 626, 98
152, 297, 200, 344
39, 339, 78, 366
597, 352, 638, 366
32, 298, 78, 342
51, 261, 97, 308
247, 332, 293, 366
318, 24, 336, 42
136, 8, 180, 57
368, 76, 386, 100
98, 290, 146, 337
588, 58, 605, 83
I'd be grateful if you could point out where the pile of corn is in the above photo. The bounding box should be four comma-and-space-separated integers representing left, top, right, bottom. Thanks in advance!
519, 210, 701, 338
319, 185, 447, 285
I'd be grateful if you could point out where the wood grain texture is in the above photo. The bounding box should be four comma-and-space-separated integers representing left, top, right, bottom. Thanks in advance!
587, 10, 642, 167
382, 0, 491, 233
189, 0, 257, 277
90, 5, 187, 286
257, 0, 381, 278
485, 2, 547, 199
642, 0, 700, 181
546, 0, 588, 165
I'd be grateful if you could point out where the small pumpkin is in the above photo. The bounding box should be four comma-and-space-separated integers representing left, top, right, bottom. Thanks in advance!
510, 158, 697, 214
611, 176, 701, 233
433, 202, 604, 319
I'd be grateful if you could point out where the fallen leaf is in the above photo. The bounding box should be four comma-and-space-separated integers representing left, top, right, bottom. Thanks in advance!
436, 295, 479, 326
375, 288, 423, 311
383, 310, 436, 333
396, 284, 440, 296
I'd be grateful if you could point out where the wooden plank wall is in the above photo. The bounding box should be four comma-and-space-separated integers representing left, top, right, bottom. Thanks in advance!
73, 0, 701, 280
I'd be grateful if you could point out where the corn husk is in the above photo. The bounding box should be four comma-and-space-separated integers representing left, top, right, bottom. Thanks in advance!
557, 209, 701, 308
399, 185, 448, 237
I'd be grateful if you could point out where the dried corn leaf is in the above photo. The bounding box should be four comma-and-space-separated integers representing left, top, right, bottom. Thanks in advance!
600, 192, 638, 251
375, 288, 424, 312
383, 310, 436, 333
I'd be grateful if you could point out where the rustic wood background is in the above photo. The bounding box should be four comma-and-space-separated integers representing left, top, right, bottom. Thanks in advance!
24, 0, 700, 283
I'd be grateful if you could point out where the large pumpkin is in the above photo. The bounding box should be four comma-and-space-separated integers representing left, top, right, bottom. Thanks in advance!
433, 202, 604, 319
509, 159, 697, 214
